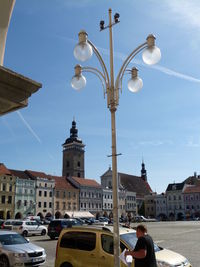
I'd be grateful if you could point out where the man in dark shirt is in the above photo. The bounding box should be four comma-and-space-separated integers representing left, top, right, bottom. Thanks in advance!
125, 224, 157, 267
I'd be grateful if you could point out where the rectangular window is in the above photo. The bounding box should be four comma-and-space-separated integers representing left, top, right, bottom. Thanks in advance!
24, 200, 27, 206
1, 196, 5, 204
63, 202, 66, 210
2, 184, 6, 191
44, 191, 47, 197
49, 191, 52, 197
38, 202, 41, 208
60, 232, 96, 251
49, 202, 52, 208
8, 196, 12, 204
39, 190, 42, 197
44, 202, 47, 208
9, 185, 12, 192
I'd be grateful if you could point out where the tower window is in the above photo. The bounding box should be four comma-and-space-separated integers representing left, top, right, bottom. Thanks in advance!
67, 161, 70, 167
77, 161, 80, 167
78, 172, 80, 177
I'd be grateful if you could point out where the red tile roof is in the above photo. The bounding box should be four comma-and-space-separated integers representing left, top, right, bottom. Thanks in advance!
25, 170, 47, 178
52, 176, 77, 190
0, 163, 11, 175
71, 176, 101, 188
9, 169, 31, 180
184, 185, 200, 193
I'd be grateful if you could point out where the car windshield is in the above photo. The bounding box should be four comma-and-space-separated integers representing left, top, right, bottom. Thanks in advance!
120, 232, 160, 252
0, 234, 29, 245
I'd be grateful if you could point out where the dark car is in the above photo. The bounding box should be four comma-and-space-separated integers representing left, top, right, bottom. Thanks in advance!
47, 219, 82, 240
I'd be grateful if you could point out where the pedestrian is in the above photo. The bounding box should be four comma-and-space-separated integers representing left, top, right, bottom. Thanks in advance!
125, 224, 157, 267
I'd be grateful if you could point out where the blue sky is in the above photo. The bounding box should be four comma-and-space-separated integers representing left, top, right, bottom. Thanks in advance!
1, 0, 200, 193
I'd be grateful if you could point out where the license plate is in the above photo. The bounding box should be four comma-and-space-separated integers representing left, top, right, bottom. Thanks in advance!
32, 257, 42, 263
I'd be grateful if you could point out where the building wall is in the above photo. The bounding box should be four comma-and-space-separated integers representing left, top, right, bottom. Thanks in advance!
15, 178, 36, 218
166, 190, 184, 220
79, 187, 102, 215
35, 178, 55, 218
184, 192, 200, 219
54, 188, 79, 217
0, 174, 15, 219
125, 191, 137, 215
155, 194, 167, 219
144, 194, 156, 218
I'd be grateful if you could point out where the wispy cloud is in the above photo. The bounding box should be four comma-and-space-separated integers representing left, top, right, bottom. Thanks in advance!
16, 111, 42, 143
186, 136, 200, 147
104, 49, 200, 84
138, 140, 173, 146
163, 0, 200, 29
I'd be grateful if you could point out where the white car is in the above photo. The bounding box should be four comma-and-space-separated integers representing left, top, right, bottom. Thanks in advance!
0, 231, 46, 266
3, 220, 47, 236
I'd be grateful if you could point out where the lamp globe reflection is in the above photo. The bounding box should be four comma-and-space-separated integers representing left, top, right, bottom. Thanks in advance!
73, 30, 93, 62
142, 34, 161, 65
128, 67, 143, 93
71, 64, 86, 90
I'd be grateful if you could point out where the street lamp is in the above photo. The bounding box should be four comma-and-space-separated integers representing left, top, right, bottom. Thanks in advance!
71, 8, 161, 267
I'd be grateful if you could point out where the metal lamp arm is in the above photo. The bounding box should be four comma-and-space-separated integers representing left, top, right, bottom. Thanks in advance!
115, 42, 147, 91
88, 39, 110, 86
82, 66, 108, 98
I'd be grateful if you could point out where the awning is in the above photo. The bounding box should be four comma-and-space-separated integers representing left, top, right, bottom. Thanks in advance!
65, 211, 94, 218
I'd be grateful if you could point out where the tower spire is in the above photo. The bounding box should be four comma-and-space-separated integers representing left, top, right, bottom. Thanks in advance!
141, 160, 147, 182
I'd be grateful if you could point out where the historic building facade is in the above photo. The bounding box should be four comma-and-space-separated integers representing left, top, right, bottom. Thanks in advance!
183, 184, 200, 219
62, 120, 85, 178
155, 193, 167, 220
53, 176, 79, 218
0, 163, 15, 219
25, 170, 55, 219
67, 176, 102, 215
166, 182, 185, 220
9, 169, 36, 219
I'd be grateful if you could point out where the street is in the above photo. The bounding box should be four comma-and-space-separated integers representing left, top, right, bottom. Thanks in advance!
29, 221, 200, 267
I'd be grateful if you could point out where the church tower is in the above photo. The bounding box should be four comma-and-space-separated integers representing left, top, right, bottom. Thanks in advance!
141, 160, 147, 182
62, 120, 85, 178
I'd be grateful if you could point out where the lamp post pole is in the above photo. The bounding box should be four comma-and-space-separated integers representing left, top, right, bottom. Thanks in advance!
108, 8, 120, 266
71, 9, 161, 267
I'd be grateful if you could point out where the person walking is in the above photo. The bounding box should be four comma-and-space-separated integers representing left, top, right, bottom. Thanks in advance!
125, 224, 157, 267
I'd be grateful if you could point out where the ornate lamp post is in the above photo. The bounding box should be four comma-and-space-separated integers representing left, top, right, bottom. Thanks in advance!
71, 9, 161, 267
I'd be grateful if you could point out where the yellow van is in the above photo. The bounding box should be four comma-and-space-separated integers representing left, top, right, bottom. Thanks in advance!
55, 225, 191, 267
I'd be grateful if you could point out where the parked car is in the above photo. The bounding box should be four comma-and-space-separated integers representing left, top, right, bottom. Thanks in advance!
132, 215, 157, 223
2, 219, 47, 236
55, 225, 192, 267
0, 230, 46, 266
48, 219, 82, 240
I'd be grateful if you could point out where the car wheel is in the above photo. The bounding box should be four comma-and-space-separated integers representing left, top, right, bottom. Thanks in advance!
60, 263, 73, 267
22, 230, 28, 237
0, 255, 10, 267
41, 229, 46, 236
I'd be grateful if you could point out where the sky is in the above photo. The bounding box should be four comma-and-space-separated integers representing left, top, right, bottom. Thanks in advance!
1, 0, 200, 193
